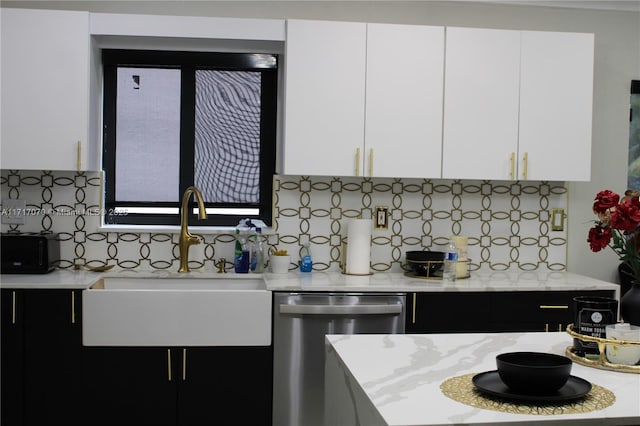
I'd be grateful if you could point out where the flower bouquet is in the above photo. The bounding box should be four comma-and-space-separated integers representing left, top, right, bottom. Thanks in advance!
588, 189, 640, 280
587, 189, 640, 326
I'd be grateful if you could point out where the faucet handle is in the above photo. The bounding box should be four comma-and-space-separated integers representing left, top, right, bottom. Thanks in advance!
188, 234, 203, 245
216, 258, 227, 274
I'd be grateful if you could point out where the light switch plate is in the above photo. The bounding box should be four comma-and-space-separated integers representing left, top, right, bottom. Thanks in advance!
551, 208, 564, 231
375, 206, 388, 230
1, 199, 26, 224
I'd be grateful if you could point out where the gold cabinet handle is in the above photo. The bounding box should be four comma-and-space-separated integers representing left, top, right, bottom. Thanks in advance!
411, 292, 417, 324
545, 323, 549, 333
182, 348, 187, 381
77, 140, 82, 172
355, 148, 361, 176
539, 305, 568, 310
369, 148, 373, 177
558, 323, 563, 332
167, 349, 172, 381
71, 291, 76, 324
12, 291, 16, 325
522, 152, 528, 180
509, 152, 515, 180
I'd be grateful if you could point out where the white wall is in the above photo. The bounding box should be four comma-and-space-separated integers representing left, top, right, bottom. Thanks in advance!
5, 1, 639, 281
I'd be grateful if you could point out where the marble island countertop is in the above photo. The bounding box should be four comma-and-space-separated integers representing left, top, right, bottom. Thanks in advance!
0, 269, 620, 294
325, 332, 640, 426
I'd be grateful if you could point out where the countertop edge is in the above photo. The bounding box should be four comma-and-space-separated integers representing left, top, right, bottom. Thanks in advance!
0, 270, 620, 293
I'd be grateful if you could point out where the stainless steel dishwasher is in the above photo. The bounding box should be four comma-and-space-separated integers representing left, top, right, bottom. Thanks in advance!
272, 292, 406, 426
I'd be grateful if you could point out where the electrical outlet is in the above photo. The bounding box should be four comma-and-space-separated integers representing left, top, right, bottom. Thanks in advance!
375, 206, 388, 230
551, 208, 565, 231
1, 199, 26, 225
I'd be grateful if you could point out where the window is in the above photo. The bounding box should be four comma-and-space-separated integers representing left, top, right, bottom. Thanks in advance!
102, 49, 278, 227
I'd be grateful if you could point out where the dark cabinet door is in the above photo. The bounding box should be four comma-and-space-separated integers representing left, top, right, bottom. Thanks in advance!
490, 290, 616, 332
1, 289, 25, 426
22, 290, 83, 426
406, 290, 617, 334
406, 292, 492, 333
177, 346, 273, 426
83, 346, 273, 426
81, 347, 177, 426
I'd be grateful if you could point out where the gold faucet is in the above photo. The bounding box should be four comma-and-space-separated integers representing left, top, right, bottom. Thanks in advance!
178, 186, 208, 273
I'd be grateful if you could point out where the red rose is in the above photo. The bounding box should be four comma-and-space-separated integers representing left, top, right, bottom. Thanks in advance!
587, 225, 612, 252
593, 190, 620, 214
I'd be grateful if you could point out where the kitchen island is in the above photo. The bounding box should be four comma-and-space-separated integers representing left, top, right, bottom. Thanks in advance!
325, 332, 640, 425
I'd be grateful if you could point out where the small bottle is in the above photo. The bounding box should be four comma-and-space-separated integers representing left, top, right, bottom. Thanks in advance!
299, 242, 313, 272
443, 239, 458, 283
234, 233, 249, 274
254, 227, 265, 273
249, 228, 258, 272
234, 229, 242, 265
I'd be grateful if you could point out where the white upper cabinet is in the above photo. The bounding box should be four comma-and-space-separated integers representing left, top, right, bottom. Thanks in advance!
365, 23, 444, 179
283, 20, 367, 176
283, 20, 445, 178
442, 26, 594, 181
1, 8, 97, 171
519, 31, 594, 181
442, 27, 521, 180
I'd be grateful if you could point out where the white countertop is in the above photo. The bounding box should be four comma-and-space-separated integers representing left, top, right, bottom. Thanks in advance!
0, 269, 103, 289
325, 332, 640, 426
263, 271, 619, 293
0, 269, 620, 294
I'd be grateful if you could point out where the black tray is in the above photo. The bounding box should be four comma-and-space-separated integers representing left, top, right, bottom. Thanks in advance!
472, 370, 592, 402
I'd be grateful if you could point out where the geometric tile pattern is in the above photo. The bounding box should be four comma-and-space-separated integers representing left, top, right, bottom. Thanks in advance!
1, 170, 567, 272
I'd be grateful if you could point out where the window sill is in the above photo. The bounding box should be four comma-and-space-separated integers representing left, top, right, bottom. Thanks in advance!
98, 224, 272, 234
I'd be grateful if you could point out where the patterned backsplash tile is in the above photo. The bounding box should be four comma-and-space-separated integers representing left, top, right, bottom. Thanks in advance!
1, 170, 567, 273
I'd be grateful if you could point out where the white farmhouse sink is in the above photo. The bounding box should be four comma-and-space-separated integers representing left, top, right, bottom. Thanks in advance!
82, 276, 271, 347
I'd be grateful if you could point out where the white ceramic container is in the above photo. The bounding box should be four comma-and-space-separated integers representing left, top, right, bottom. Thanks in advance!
605, 323, 640, 365
270, 255, 291, 274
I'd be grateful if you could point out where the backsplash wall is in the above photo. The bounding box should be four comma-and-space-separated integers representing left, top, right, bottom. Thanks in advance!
1, 170, 568, 272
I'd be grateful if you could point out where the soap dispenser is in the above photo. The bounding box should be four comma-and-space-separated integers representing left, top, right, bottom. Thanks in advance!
299, 242, 313, 272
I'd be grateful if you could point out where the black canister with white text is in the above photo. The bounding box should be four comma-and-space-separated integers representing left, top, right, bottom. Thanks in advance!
573, 296, 618, 355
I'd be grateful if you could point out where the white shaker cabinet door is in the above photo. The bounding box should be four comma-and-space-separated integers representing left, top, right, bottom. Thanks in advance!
365, 23, 444, 178
1, 8, 94, 171
442, 27, 521, 180
518, 31, 594, 181
283, 19, 366, 176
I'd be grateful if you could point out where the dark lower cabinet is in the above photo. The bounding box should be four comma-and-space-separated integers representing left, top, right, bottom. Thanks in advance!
2, 289, 272, 426
406, 290, 617, 333
1, 289, 24, 426
1, 289, 83, 426
82, 347, 177, 426
406, 292, 491, 333
82, 345, 273, 426
23, 290, 84, 426
177, 346, 272, 426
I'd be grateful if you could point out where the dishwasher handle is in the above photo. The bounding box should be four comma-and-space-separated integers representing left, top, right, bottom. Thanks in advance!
279, 303, 403, 316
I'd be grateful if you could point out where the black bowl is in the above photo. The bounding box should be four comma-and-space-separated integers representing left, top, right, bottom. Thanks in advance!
496, 352, 572, 395
405, 251, 445, 277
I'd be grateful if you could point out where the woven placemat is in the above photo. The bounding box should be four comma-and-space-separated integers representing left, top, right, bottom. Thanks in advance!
440, 373, 615, 415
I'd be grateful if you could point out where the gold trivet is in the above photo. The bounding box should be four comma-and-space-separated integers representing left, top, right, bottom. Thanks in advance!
440, 373, 615, 415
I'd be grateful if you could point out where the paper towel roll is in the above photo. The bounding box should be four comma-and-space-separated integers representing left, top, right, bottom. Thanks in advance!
346, 219, 371, 275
